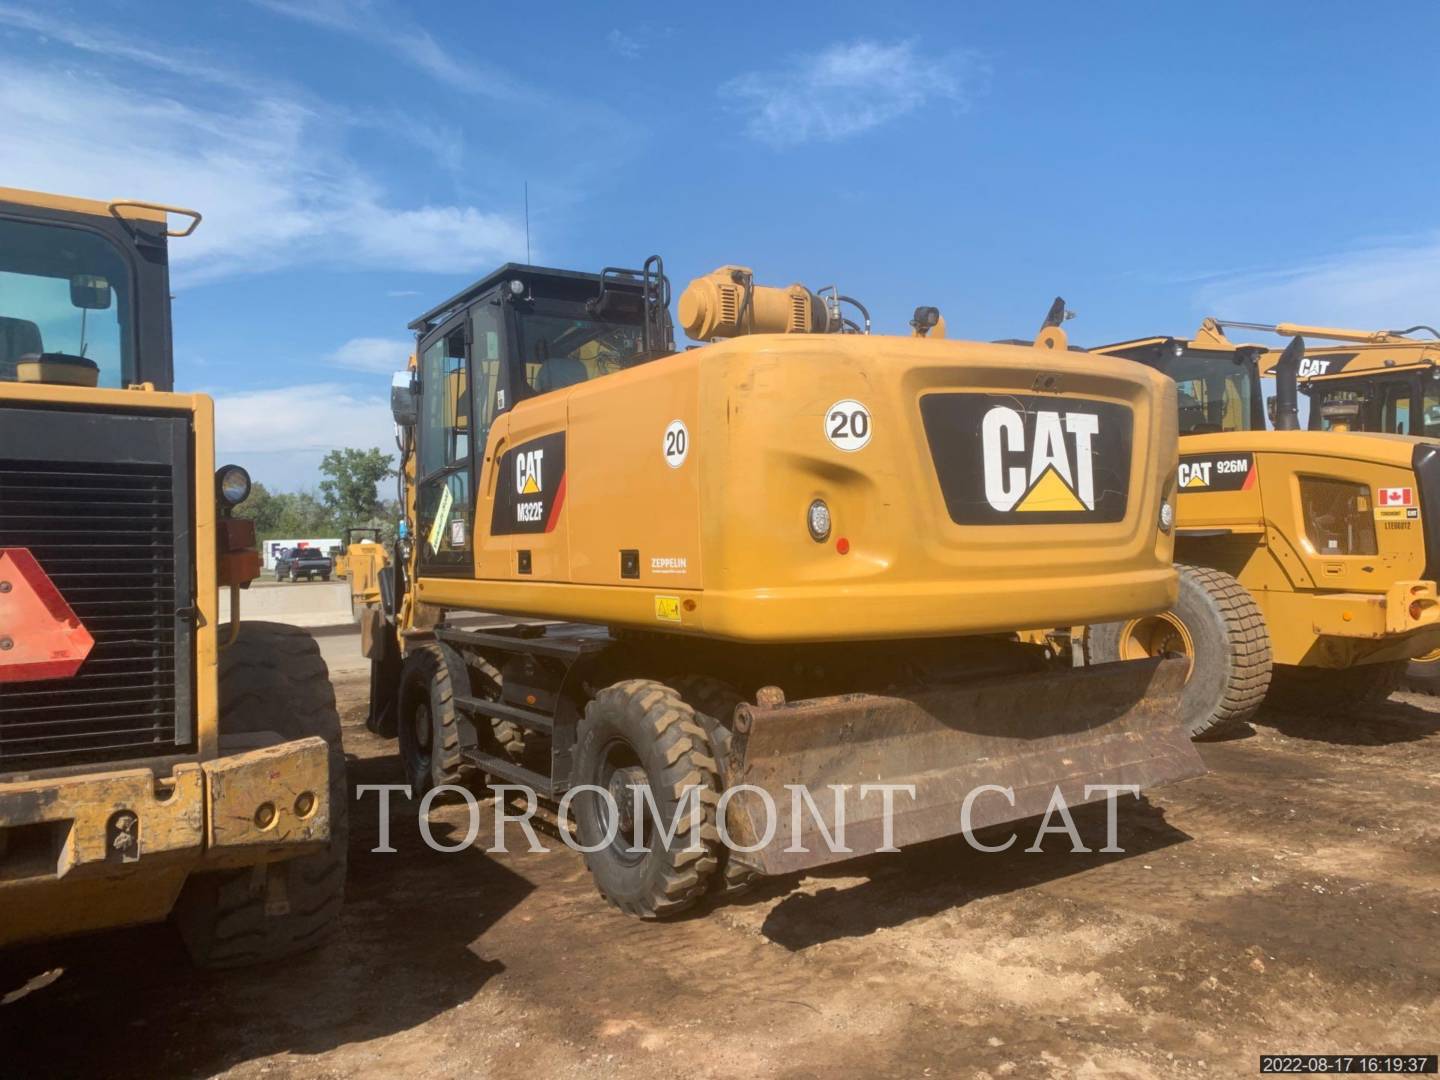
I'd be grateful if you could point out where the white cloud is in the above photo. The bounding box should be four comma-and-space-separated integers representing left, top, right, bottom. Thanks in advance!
326, 337, 413, 373
252, 0, 527, 101
1195, 234, 1440, 331
607, 29, 642, 59
0, 12, 526, 286
723, 40, 982, 147
214, 382, 396, 489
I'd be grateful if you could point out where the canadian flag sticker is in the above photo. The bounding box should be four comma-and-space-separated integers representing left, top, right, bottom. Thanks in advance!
1378, 487, 1414, 507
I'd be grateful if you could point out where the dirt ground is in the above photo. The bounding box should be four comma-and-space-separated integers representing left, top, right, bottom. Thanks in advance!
3, 671, 1437, 1079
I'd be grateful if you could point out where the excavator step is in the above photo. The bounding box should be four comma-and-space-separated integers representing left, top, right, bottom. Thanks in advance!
461, 748, 563, 798
436, 622, 612, 661
455, 694, 554, 735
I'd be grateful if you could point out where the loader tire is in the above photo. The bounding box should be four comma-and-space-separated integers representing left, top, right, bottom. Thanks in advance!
1402, 647, 1440, 696
1268, 659, 1407, 715
573, 680, 722, 918
669, 675, 759, 896
1089, 564, 1271, 740
173, 622, 347, 969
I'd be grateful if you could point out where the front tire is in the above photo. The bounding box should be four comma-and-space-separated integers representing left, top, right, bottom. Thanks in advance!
172, 622, 347, 968
573, 680, 722, 918
397, 644, 472, 795
1089, 564, 1272, 739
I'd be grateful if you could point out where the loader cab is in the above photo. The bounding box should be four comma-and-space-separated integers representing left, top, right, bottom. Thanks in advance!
1093, 337, 1266, 434
0, 188, 180, 391
404, 260, 671, 576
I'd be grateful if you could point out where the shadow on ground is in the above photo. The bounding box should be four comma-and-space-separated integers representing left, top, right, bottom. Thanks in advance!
0, 752, 533, 1079
758, 796, 1189, 950
1254, 697, 1440, 746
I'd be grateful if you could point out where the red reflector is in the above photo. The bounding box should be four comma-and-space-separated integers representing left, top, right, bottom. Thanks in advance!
0, 548, 95, 683
835, 538, 850, 555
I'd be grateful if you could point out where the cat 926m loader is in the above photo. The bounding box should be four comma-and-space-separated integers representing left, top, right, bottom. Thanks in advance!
362, 260, 1203, 917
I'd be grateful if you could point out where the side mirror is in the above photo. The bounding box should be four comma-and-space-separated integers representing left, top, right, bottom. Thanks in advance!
391, 370, 419, 427
70, 274, 112, 310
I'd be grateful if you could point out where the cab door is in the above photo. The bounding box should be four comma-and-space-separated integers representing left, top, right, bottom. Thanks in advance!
415, 314, 474, 577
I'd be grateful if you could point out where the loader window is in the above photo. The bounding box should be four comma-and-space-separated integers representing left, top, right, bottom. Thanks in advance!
0, 217, 133, 386
517, 312, 646, 397
1164, 354, 1257, 433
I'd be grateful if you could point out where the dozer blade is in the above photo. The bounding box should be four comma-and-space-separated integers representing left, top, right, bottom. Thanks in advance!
721, 656, 1199, 876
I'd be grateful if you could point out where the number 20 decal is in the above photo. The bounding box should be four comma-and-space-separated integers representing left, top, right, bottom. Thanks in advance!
663, 419, 689, 468
825, 399, 872, 452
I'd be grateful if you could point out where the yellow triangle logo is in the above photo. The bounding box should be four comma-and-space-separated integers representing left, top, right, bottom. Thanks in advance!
1184, 472, 1207, 488
1015, 466, 1086, 512
521, 475, 540, 494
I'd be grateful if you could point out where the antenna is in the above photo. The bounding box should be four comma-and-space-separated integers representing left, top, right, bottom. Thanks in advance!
524, 181, 531, 264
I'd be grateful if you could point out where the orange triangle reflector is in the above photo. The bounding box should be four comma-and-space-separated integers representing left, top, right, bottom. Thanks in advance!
0, 548, 95, 683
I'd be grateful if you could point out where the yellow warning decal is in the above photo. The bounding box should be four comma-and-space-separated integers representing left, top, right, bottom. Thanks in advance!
1014, 466, 1086, 512
654, 595, 682, 623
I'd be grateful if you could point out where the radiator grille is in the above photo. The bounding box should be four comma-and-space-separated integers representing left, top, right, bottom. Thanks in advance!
0, 458, 187, 768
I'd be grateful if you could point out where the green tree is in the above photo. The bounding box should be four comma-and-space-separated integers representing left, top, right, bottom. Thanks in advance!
235, 482, 334, 543
318, 448, 395, 528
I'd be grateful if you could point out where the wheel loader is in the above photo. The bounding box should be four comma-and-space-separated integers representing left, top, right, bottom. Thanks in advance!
0, 187, 346, 983
361, 259, 1204, 918
1248, 321, 1440, 693
1080, 319, 1440, 737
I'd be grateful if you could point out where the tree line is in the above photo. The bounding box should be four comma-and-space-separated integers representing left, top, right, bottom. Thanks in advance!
235, 447, 402, 544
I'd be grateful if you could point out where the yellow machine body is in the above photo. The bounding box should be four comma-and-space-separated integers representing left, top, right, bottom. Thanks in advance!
413, 333, 1181, 641
0, 188, 331, 954
1095, 326, 1440, 670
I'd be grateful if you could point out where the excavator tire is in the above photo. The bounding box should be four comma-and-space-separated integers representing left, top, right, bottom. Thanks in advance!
572, 680, 722, 917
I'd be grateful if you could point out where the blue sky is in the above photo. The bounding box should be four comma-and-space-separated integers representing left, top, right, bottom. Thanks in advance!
5, 1, 1439, 488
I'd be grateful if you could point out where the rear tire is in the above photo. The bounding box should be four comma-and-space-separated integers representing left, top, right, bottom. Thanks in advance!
1089, 564, 1271, 740
172, 622, 347, 969
573, 680, 722, 918
669, 675, 759, 896
1268, 659, 1407, 715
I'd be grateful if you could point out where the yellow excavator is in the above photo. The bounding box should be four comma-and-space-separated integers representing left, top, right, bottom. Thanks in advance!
1082, 320, 1440, 736
358, 259, 1204, 918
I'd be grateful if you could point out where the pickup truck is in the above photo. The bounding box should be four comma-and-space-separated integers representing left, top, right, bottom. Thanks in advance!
274, 547, 333, 582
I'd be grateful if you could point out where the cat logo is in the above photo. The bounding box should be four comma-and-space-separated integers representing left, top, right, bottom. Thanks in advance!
982, 406, 1099, 512
1298, 357, 1331, 378
516, 448, 544, 495
1178, 460, 1212, 488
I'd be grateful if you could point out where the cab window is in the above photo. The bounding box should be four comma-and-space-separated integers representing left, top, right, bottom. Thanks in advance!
516, 311, 646, 397
418, 324, 469, 480
0, 217, 132, 386
1168, 359, 1255, 433
471, 301, 503, 454
1377, 382, 1411, 434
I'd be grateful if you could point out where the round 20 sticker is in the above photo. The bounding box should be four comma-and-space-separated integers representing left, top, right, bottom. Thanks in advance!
825, 399, 872, 452
663, 419, 689, 468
